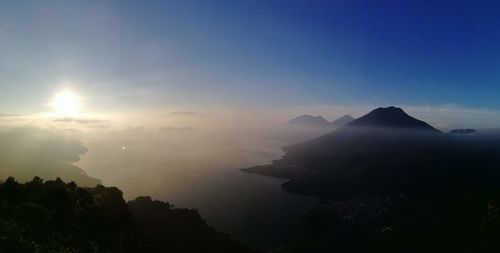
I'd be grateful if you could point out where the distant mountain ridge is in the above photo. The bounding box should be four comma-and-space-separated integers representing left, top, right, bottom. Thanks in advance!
244, 106, 500, 196
245, 107, 500, 252
287, 115, 332, 128
330, 115, 354, 127
288, 114, 355, 128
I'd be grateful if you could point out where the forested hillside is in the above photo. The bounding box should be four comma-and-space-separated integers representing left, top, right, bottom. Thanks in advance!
0, 177, 258, 253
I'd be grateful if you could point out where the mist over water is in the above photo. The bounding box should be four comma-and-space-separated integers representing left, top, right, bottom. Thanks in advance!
9, 108, 499, 249
0, 111, 327, 249
4, 106, 500, 250
3, 108, 500, 250
75, 124, 321, 249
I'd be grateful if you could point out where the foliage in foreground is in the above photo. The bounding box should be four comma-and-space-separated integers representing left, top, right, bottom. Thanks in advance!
0, 177, 257, 253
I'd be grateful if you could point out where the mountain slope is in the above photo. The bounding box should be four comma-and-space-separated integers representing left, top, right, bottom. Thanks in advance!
243, 106, 500, 196
330, 115, 355, 127
287, 115, 332, 128
346, 106, 439, 132
245, 107, 500, 252
0, 177, 258, 253
282, 106, 442, 157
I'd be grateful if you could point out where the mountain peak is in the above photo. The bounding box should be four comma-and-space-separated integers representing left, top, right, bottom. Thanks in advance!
346, 106, 440, 132
331, 115, 355, 127
374, 106, 406, 114
288, 115, 332, 128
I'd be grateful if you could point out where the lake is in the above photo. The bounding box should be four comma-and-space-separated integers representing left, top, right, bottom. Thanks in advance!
77, 130, 319, 249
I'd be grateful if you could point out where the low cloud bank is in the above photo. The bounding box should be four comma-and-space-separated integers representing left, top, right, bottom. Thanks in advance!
159, 126, 195, 132
0, 126, 100, 186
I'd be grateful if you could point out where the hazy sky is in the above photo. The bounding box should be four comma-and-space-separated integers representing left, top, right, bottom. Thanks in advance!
2, 2, 500, 244
1, 0, 500, 119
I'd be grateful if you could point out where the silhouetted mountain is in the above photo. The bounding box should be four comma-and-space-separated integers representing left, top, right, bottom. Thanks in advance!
244, 106, 500, 196
330, 114, 355, 127
0, 177, 258, 253
288, 114, 355, 129
346, 106, 440, 132
281, 106, 442, 158
449, 128, 476, 135
244, 106, 500, 253
287, 115, 332, 128
245, 107, 500, 253
280, 114, 352, 144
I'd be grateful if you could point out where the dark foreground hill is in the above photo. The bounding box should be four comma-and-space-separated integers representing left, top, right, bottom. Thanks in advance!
0, 177, 258, 253
243, 106, 500, 252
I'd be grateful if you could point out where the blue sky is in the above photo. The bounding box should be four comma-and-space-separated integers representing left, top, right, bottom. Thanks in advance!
1, 0, 500, 114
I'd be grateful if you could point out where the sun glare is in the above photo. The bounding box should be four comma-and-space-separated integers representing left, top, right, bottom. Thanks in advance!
50, 90, 81, 117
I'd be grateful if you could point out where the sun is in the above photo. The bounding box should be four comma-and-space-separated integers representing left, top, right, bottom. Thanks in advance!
50, 90, 81, 117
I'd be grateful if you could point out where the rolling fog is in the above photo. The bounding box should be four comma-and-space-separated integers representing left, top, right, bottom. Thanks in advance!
0, 111, 329, 249
2, 106, 499, 248
75, 120, 324, 248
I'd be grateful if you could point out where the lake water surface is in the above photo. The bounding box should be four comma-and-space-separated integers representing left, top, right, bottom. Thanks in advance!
78, 131, 319, 249
157, 168, 318, 249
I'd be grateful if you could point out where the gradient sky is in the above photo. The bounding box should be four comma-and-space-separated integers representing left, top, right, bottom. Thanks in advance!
1, 0, 500, 115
